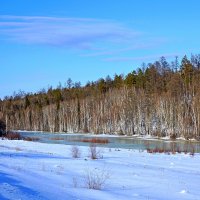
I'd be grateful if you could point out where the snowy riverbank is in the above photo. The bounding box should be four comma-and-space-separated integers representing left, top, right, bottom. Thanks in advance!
0, 140, 200, 200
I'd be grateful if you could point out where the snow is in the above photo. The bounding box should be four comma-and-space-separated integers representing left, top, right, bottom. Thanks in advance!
0, 140, 200, 200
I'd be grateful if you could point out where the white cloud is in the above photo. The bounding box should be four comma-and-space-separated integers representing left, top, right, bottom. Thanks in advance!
0, 15, 140, 50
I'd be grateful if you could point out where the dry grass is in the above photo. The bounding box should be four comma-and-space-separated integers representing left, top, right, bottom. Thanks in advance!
5, 132, 21, 140
145, 143, 196, 155
71, 145, 81, 158
88, 144, 103, 159
81, 138, 109, 144
84, 167, 110, 190
23, 137, 40, 141
50, 137, 64, 141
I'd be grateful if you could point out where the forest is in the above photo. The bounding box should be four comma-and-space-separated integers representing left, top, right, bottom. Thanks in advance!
1, 54, 200, 140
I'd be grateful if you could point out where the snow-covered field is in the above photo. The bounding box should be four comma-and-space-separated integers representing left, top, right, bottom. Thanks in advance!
0, 140, 199, 200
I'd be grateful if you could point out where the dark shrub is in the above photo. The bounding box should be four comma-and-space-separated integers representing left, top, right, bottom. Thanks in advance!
170, 133, 177, 140
0, 119, 6, 136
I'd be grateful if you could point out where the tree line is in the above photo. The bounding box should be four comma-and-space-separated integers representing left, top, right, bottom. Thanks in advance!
0, 54, 200, 140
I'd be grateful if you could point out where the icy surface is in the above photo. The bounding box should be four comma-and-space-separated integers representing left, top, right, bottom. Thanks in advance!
0, 140, 200, 200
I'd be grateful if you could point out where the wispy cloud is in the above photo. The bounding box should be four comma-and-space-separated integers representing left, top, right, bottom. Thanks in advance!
81, 43, 156, 57
104, 53, 180, 62
0, 15, 140, 49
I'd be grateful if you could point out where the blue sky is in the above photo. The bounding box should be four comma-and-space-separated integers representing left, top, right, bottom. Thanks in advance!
0, 0, 200, 98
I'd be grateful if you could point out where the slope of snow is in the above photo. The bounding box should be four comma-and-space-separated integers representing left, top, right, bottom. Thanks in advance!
0, 140, 199, 200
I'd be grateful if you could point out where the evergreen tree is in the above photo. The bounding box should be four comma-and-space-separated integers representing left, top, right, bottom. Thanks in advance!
180, 55, 193, 87
113, 74, 123, 88
124, 71, 136, 88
